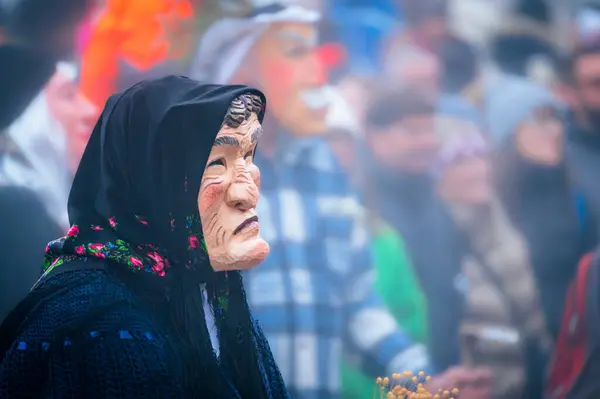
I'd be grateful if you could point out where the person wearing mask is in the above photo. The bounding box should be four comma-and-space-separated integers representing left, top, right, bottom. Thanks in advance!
488, 79, 593, 339
191, 4, 476, 398
435, 117, 551, 399
0, 76, 288, 398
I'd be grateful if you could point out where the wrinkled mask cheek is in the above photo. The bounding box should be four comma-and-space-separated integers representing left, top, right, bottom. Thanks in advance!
198, 183, 270, 271
198, 183, 227, 262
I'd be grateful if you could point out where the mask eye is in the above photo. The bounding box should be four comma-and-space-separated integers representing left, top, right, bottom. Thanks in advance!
208, 158, 225, 168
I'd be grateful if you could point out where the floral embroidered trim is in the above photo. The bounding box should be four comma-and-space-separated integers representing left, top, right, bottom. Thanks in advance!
189, 236, 199, 249
45, 212, 204, 279
67, 225, 80, 237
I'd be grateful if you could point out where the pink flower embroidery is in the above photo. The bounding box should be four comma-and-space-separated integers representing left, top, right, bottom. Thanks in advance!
89, 243, 104, 251
91, 225, 102, 231
75, 246, 85, 255
152, 262, 165, 274
96, 253, 106, 259
67, 225, 80, 237
130, 257, 143, 268
148, 252, 166, 275
109, 217, 117, 228
45, 245, 50, 253
189, 236, 199, 249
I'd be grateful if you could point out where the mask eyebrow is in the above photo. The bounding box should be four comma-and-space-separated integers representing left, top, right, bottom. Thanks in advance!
213, 136, 240, 147
251, 125, 263, 144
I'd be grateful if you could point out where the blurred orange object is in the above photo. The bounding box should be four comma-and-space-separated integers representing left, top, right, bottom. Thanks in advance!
79, 0, 195, 110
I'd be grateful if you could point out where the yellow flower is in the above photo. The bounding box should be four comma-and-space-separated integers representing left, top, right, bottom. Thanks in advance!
372, 371, 459, 399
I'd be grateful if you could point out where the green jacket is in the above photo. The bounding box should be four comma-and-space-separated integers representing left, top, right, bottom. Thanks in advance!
341, 222, 427, 399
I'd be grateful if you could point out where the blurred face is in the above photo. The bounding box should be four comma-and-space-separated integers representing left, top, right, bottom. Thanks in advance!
514, 106, 563, 166
398, 54, 440, 98
573, 53, 600, 125
198, 112, 270, 272
437, 155, 492, 205
367, 114, 439, 173
45, 71, 97, 173
252, 22, 329, 136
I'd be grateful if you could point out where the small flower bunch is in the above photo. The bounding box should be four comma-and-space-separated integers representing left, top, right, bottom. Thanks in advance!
374, 371, 459, 399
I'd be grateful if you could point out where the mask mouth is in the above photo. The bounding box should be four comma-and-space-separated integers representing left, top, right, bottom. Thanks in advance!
300, 86, 332, 110
234, 215, 259, 235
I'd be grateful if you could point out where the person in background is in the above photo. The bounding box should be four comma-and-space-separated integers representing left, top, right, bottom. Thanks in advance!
1, 62, 97, 231
363, 88, 492, 398
325, 127, 428, 399
364, 89, 459, 367
562, 41, 600, 238
0, 0, 94, 323
488, 78, 593, 339
435, 117, 550, 399
191, 4, 476, 398
46, 64, 98, 175
0, 62, 96, 323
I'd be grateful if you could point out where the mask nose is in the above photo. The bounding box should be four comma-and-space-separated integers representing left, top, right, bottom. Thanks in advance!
225, 167, 258, 211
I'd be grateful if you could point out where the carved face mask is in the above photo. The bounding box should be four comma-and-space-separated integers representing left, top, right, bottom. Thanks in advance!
197, 98, 270, 272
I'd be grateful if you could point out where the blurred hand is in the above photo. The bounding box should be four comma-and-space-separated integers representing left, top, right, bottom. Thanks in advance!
426, 366, 493, 399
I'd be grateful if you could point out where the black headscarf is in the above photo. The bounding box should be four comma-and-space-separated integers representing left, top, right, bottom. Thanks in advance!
44, 75, 275, 397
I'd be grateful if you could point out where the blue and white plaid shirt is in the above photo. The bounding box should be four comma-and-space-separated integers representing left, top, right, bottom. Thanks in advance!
247, 134, 430, 399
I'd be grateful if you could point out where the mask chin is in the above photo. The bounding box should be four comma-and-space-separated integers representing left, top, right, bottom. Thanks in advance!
207, 237, 270, 272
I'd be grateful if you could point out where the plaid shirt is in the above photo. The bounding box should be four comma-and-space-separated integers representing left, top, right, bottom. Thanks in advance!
247, 135, 430, 399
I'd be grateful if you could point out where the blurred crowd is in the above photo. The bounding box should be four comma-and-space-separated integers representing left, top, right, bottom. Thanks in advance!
3, 0, 600, 398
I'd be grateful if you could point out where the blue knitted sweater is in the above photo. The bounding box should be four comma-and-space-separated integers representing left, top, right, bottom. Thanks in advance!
0, 263, 288, 398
